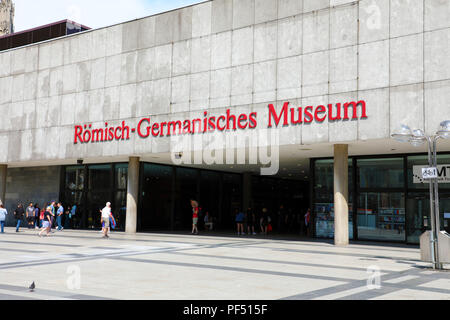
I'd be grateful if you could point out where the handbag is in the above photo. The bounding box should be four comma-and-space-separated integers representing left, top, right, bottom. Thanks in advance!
267, 223, 273, 232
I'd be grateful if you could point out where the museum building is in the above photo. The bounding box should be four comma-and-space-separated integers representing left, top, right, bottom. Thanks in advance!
1, 0, 450, 245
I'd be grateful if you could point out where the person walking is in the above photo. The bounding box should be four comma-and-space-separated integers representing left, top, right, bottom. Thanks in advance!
26, 203, 35, 229
39, 203, 47, 229
34, 204, 40, 229
235, 209, 245, 235
56, 202, 64, 231
101, 202, 112, 239
39, 205, 52, 237
49, 201, 56, 230
190, 199, 199, 235
14, 203, 25, 232
0, 203, 7, 233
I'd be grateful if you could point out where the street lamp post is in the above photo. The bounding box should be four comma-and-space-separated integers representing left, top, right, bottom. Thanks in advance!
391, 121, 450, 270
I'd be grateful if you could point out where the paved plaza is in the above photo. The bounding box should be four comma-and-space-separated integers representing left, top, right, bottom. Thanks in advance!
0, 228, 448, 300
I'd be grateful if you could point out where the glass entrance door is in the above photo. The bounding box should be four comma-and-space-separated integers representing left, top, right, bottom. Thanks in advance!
406, 193, 429, 244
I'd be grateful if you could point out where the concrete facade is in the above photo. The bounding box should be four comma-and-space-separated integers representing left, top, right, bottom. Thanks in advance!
1, 0, 449, 167
3, 166, 60, 226
0, 0, 14, 36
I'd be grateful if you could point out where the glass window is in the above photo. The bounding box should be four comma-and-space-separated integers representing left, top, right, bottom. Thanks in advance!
141, 164, 174, 230
407, 155, 450, 189
314, 159, 353, 239
114, 191, 127, 231
222, 173, 242, 229
357, 192, 405, 241
174, 167, 198, 230
87, 191, 112, 229
115, 164, 128, 190
358, 158, 404, 189
65, 166, 85, 191
88, 164, 112, 191
406, 193, 430, 244
200, 171, 220, 229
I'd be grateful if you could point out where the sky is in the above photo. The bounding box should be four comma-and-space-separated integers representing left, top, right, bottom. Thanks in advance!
13, 0, 205, 32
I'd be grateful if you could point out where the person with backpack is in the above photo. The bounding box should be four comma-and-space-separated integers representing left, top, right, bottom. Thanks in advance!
0, 203, 8, 233
14, 203, 25, 232
101, 202, 113, 239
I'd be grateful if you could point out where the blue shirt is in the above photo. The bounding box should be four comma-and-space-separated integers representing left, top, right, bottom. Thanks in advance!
235, 212, 245, 222
71, 205, 77, 215
57, 206, 64, 216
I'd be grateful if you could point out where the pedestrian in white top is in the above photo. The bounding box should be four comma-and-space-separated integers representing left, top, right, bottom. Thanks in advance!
0, 203, 8, 233
101, 202, 112, 239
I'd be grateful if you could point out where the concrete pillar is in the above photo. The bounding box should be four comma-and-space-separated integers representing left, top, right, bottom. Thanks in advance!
0, 165, 6, 206
243, 172, 252, 211
126, 157, 140, 234
334, 144, 349, 246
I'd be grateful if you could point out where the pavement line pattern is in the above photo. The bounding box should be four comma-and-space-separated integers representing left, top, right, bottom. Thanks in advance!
0, 228, 448, 300
384, 275, 420, 284
311, 286, 372, 300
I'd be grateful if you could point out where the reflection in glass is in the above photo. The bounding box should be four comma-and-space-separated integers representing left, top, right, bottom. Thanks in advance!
88, 164, 112, 190
407, 155, 450, 189
358, 192, 405, 241
358, 158, 404, 189
114, 191, 127, 231
222, 173, 242, 230
65, 166, 84, 190
314, 160, 353, 239
406, 193, 429, 244
141, 164, 174, 230
115, 164, 128, 190
200, 171, 220, 230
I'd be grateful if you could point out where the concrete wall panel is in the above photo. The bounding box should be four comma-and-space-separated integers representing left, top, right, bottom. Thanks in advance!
303, 10, 329, 54
359, 0, 389, 44
255, 0, 278, 24
358, 88, 389, 140
254, 21, 277, 63
212, 0, 233, 33
390, 34, 423, 87
233, 0, 255, 29
192, 2, 212, 37
0, 0, 445, 164
278, 0, 303, 19
424, 28, 450, 82
358, 40, 389, 90
390, 0, 423, 38
390, 83, 424, 135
